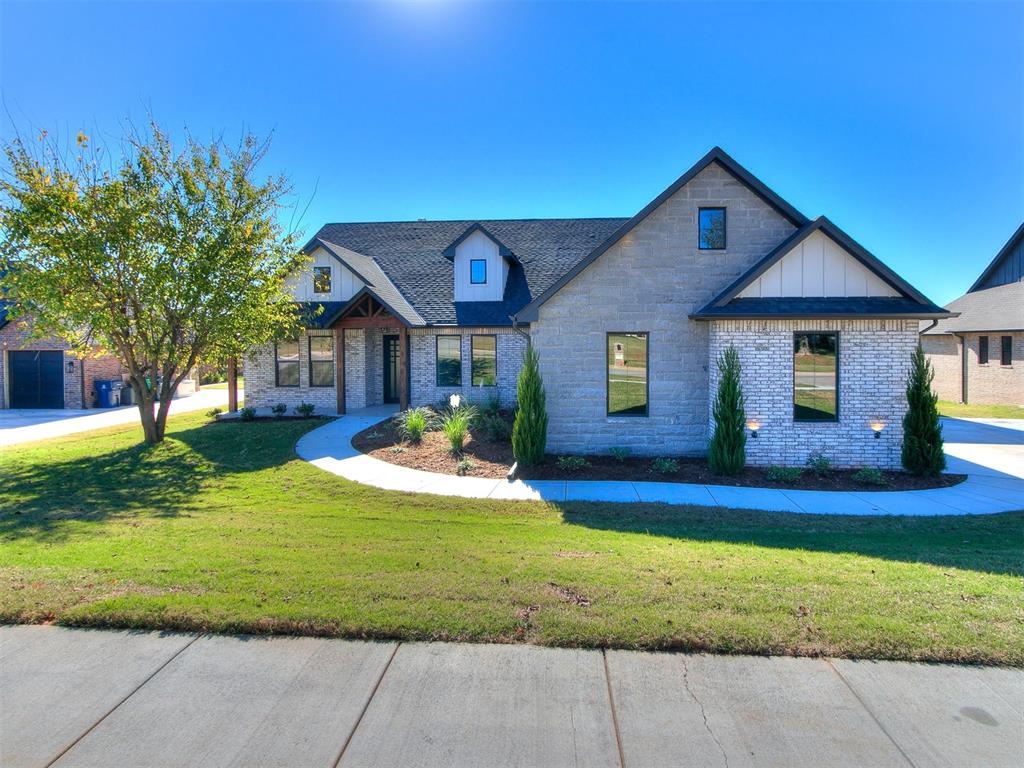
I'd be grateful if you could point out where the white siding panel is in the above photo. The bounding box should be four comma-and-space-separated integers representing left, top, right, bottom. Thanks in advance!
288, 247, 365, 302
844, 256, 869, 297
780, 247, 803, 295
822, 239, 848, 297
802, 233, 825, 295
760, 261, 782, 297
454, 229, 507, 302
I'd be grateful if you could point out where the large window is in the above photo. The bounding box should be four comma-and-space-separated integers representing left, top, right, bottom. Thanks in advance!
309, 336, 334, 387
313, 266, 332, 294
793, 332, 838, 421
979, 336, 989, 364
1001, 336, 1013, 366
436, 335, 462, 387
470, 259, 487, 284
698, 207, 726, 250
275, 340, 300, 387
471, 335, 497, 386
607, 332, 648, 417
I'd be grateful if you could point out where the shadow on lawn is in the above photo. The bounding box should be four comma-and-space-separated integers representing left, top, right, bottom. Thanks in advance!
559, 503, 1024, 577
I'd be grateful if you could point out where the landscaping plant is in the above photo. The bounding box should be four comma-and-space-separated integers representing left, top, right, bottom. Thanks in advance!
397, 407, 432, 443
806, 451, 832, 477
294, 402, 316, 418
512, 345, 548, 466
441, 405, 477, 453
766, 465, 802, 483
610, 447, 631, 463
649, 457, 680, 475
271, 403, 288, 418
708, 345, 746, 475
902, 344, 946, 476
239, 407, 256, 421
852, 467, 888, 486
555, 455, 590, 472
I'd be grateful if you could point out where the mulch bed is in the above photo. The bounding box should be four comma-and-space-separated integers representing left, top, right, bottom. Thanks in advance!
352, 418, 965, 491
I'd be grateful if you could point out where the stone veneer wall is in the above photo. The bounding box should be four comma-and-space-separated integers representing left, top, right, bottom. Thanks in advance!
921, 334, 962, 403
708, 319, 919, 469
409, 328, 527, 409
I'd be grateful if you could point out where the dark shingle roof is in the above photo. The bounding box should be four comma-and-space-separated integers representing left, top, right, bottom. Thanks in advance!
693, 297, 954, 319
309, 218, 627, 326
920, 281, 1024, 334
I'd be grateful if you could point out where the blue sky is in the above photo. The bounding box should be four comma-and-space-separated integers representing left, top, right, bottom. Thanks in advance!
2, 1, 1021, 304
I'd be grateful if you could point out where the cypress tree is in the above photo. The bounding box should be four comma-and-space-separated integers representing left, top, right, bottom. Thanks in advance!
708, 345, 746, 475
512, 345, 548, 466
902, 344, 945, 476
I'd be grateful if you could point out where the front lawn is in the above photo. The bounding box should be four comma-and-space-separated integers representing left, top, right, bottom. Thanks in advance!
1, 414, 1021, 665
938, 400, 1024, 419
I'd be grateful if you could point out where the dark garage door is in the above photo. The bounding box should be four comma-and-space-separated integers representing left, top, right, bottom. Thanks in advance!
8, 351, 64, 409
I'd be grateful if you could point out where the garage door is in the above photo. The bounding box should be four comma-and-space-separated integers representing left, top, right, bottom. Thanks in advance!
8, 351, 64, 409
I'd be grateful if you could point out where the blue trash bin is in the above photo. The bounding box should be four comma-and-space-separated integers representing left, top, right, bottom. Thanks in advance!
95, 380, 119, 408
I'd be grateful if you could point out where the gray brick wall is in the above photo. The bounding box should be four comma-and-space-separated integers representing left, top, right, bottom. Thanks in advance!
244, 329, 341, 412
409, 328, 527, 409
709, 319, 919, 469
530, 161, 798, 455
923, 332, 1024, 405
921, 334, 962, 402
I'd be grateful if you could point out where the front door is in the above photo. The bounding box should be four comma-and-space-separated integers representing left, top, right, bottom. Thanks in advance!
383, 335, 400, 404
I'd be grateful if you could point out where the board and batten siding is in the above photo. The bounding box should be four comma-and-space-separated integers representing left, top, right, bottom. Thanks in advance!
453, 229, 509, 302
287, 247, 365, 302
738, 230, 899, 299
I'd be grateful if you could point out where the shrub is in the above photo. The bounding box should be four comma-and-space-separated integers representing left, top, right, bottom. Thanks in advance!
610, 447, 631, 463
271, 402, 288, 418
708, 345, 746, 475
556, 455, 590, 472
852, 467, 887, 486
512, 345, 548, 466
456, 457, 476, 476
483, 395, 501, 416
294, 402, 315, 418
397, 407, 432, 443
206, 407, 222, 418
441, 405, 477, 453
902, 344, 945, 476
649, 457, 680, 475
478, 412, 512, 442
766, 465, 802, 483
389, 446, 407, 455
239, 406, 256, 421
806, 451, 832, 478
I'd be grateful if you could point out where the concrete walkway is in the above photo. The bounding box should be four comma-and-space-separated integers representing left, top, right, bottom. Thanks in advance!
296, 411, 1024, 515
1, 626, 1019, 768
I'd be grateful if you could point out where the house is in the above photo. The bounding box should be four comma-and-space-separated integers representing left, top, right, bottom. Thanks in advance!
243, 148, 951, 468
920, 223, 1023, 405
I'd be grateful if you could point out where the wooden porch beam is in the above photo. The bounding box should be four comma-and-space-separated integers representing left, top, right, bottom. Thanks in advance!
227, 357, 238, 413
398, 325, 409, 411
335, 328, 346, 415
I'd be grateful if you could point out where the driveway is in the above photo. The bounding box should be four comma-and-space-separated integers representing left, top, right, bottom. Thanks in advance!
941, 416, 1024, 480
0, 388, 240, 447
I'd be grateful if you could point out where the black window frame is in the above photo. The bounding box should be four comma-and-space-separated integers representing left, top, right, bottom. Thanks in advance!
469, 259, 487, 285
1001, 335, 1013, 366
792, 331, 840, 423
275, 339, 300, 388
470, 334, 498, 387
979, 335, 989, 364
312, 266, 332, 294
698, 207, 727, 250
308, 335, 335, 387
435, 335, 462, 387
606, 332, 650, 418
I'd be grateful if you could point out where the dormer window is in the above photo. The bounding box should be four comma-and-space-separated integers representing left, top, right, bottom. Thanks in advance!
313, 266, 332, 294
470, 259, 487, 284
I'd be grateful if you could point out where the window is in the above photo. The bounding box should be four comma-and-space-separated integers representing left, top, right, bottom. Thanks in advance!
471, 335, 497, 386
275, 340, 300, 387
793, 333, 838, 421
436, 335, 462, 387
470, 259, 487, 284
698, 207, 726, 250
979, 336, 989, 364
313, 266, 332, 294
607, 332, 648, 417
1001, 336, 1013, 366
309, 336, 334, 387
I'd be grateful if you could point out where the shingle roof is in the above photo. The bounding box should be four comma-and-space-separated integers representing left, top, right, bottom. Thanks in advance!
307, 218, 628, 326
693, 297, 953, 319
969, 221, 1024, 293
920, 281, 1024, 334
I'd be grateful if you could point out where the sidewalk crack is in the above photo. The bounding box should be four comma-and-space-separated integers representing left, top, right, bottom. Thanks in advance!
680, 657, 729, 768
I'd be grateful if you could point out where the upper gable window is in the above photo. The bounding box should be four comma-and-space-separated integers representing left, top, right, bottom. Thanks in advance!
313, 266, 332, 294
470, 259, 487, 285
699, 208, 726, 250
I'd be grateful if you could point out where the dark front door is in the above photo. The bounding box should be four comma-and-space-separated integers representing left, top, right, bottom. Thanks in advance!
9, 350, 64, 408
383, 335, 400, 404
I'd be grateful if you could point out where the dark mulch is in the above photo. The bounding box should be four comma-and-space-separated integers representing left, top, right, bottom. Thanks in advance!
352, 418, 965, 491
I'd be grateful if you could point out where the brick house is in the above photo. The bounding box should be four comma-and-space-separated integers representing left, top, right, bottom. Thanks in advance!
921, 223, 1023, 406
243, 148, 951, 468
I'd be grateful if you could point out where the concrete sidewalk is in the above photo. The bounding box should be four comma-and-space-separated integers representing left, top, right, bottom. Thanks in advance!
1, 626, 1020, 768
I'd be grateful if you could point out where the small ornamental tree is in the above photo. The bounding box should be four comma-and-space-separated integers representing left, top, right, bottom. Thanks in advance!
902, 344, 945, 476
512, 344, 548, 466
708, 344, 746, 475
0, 121, 305, 443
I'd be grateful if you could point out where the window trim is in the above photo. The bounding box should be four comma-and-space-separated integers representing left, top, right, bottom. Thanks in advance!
312, 265, 332, 295
698, 207, 727, 250
792, 331, 840, 423
979, 335, 989, 365
308, 335, 335, 388
470, 334, 498, 387
275, 340, 300, 388
435, 334, 462, 388
606, 331, 650, 418
1001, 335, 1013, 366
469, 259, 487, 285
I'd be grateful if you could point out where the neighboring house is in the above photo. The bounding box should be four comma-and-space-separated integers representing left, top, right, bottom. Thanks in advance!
0, 302, 124, 409
244, 148, 951, 468
921, 223, 1024, 405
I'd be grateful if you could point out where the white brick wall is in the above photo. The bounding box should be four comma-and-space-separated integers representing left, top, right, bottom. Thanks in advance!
409, 328, 527, 409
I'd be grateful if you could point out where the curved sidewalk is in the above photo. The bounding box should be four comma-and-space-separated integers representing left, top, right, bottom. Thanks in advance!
295, 411, 1024, 516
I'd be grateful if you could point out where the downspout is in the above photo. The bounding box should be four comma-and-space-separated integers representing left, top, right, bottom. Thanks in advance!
509, 313, 531, 346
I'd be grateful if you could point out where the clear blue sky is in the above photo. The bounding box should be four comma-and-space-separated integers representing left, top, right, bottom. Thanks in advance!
2, 1, 1022, 304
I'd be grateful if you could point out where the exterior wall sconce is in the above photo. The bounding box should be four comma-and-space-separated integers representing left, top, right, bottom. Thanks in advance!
869, 420, 885, 439
66, 360, 75, 372
746, 419, 760, 438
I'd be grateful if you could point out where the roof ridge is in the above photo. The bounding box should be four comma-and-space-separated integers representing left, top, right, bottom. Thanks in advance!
319, 216, 630, 226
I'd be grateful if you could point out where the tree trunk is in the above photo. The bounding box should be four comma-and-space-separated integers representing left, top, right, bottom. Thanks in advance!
138, 393, 160, 443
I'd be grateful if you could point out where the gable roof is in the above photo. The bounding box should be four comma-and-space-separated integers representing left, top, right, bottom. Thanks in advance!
441, 223, 519, 263
969, 221, 1024, 293
920, 280, 1024, 334
514, 146, 810, 322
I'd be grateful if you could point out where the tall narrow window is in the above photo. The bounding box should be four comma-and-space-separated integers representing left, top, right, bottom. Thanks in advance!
276, 340, 300, 387
436, 335, 462, 387
793, 333, 838, 421
607, 332, 648, 416
313, 266, 332, 294
309, 336, 334, 387
1001, 336, 1013, 366
470, 259, 487, 284
471, 335, 497, 386
698, 207, 726, 250
979, 336, 989, 364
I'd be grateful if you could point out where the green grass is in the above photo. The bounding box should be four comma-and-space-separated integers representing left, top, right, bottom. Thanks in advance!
938, 400, 1024, 419
1, 414, 1022, 664
203, 377, 243, 390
